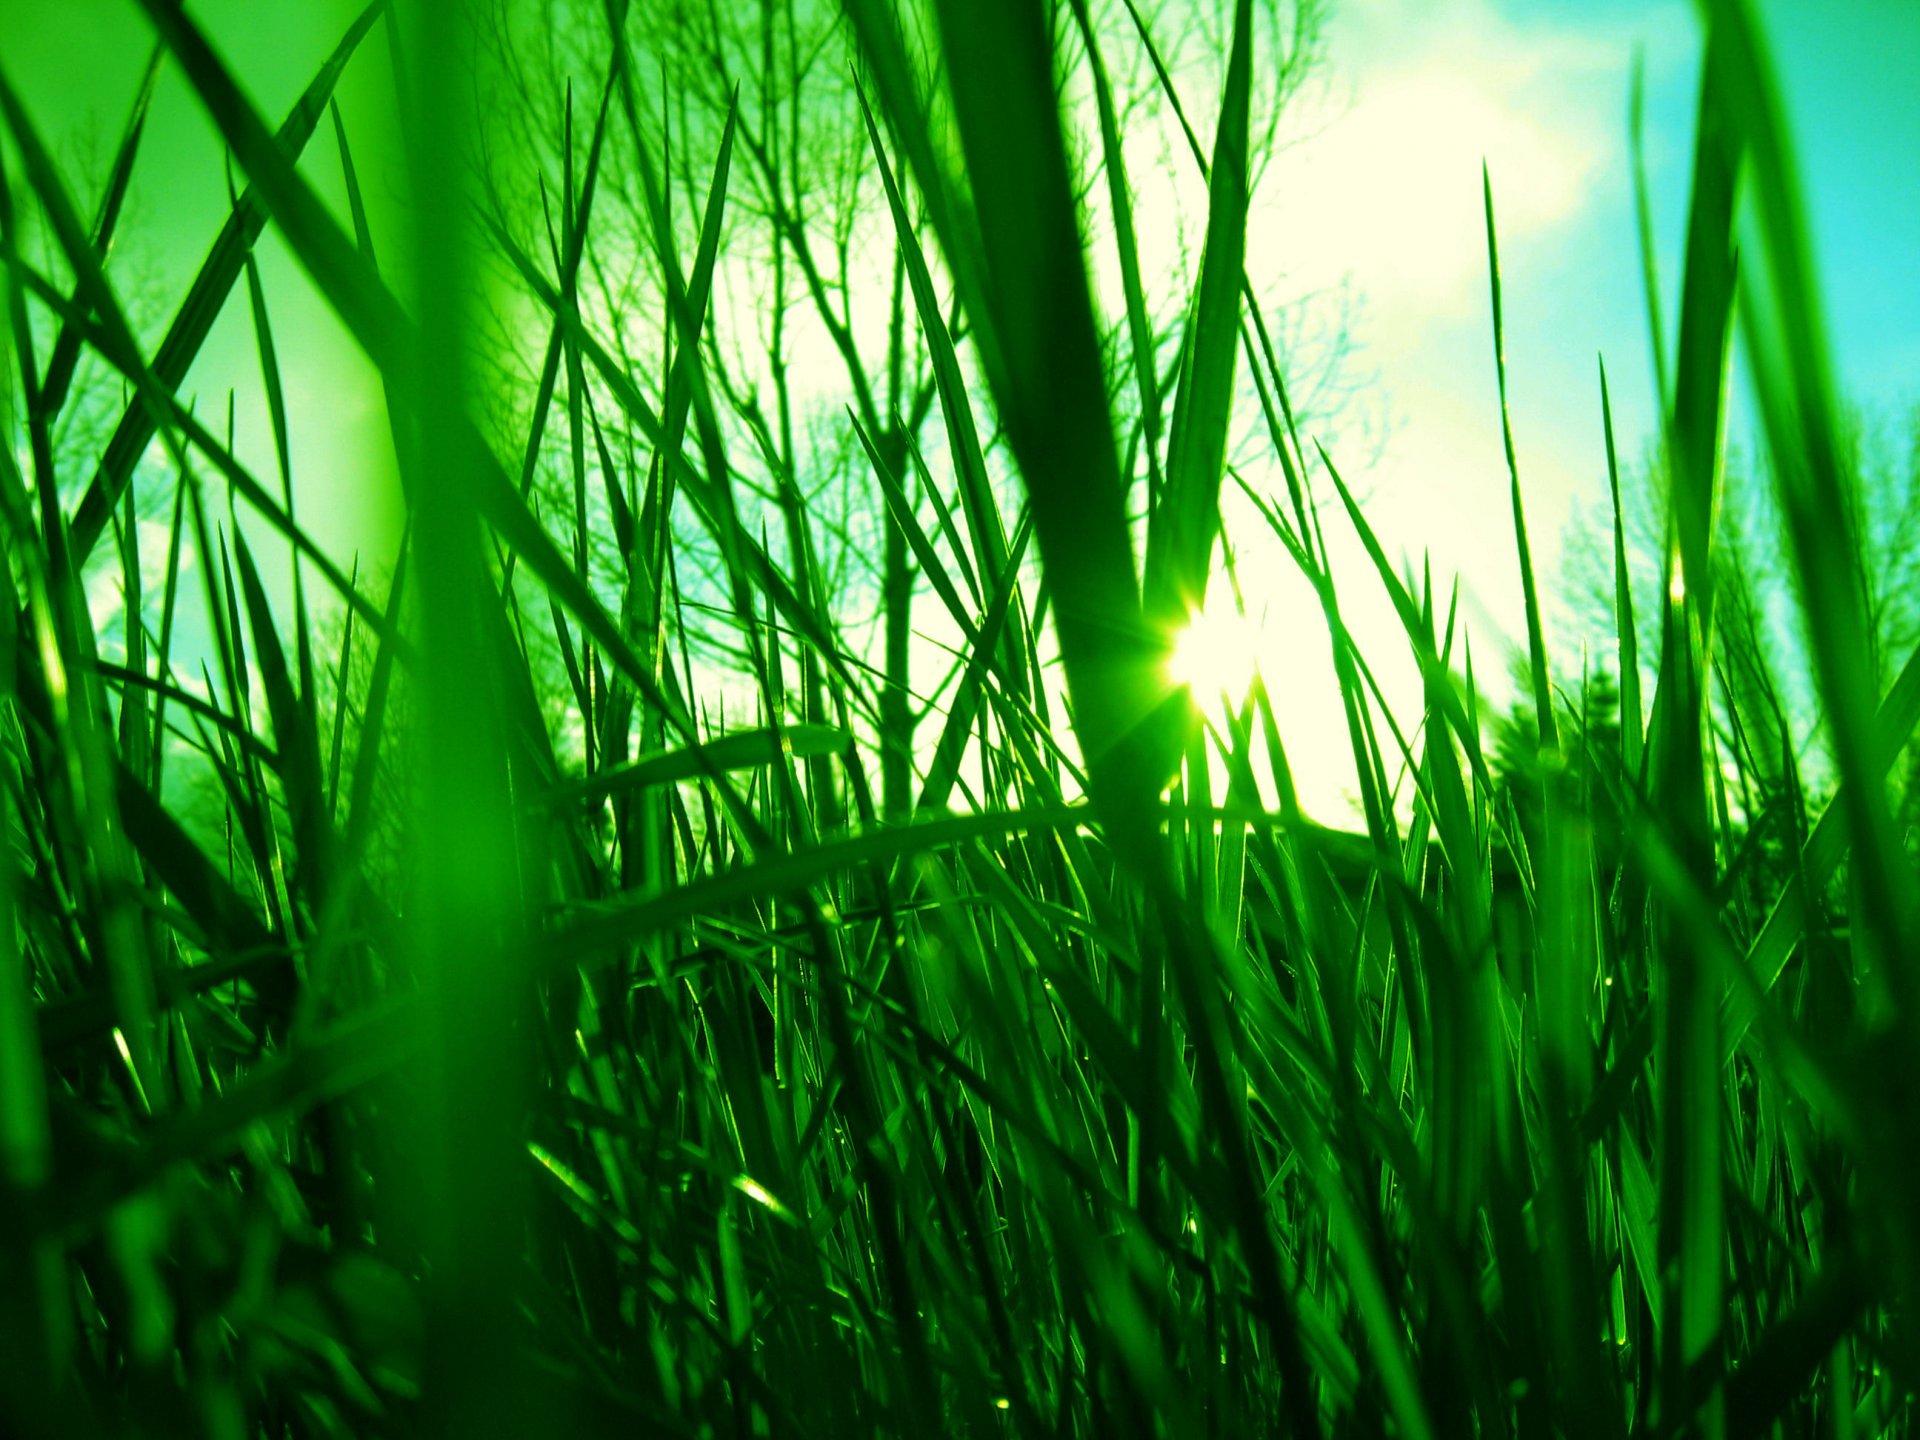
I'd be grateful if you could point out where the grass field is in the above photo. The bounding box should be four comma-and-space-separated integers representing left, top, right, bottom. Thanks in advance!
0, 0, 1915, 1435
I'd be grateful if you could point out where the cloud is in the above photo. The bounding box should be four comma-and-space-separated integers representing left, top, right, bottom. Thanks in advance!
1259, 0, 1690, 320
1234, 1, 1693, 624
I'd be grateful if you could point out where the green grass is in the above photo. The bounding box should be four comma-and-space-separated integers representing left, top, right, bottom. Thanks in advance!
0, 0, 1915, 1436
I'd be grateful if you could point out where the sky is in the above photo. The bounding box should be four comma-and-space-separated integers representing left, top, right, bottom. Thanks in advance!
1, 0, 1916, 822
1187, 0, 1920, 815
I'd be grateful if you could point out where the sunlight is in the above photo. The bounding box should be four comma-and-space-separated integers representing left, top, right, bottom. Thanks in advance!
1167, 606, 1265, 708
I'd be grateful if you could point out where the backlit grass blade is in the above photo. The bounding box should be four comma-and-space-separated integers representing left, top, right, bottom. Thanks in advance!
1631, 53, 1673, 417
110, 491, 150, 787
343, 529, 408, 862
237, 191, 319, 751
1701, 4, 1920, 1376
325, 557, 359, 820
1701, 0, 1919, 1000
122, 0, 403, 362
546, 724, 852, 811
855, 412, 976, 646
915, 516, 1036, 817
1315, 449, 1497, 798
547, 804, 1083, 971
6, 0, 1913, 1430
1483, 166, 1557, 755
1600, 358, 1645, 779
658, 94, 737, 470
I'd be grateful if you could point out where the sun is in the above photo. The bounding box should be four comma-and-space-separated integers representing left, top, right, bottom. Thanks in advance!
1166, 606, 1265, 707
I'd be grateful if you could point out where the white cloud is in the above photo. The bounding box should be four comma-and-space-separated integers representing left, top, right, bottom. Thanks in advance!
1259, 0, 1690, 318
1231, 2, 1692, 669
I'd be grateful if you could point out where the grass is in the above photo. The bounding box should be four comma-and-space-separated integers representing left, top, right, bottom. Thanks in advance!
0, 0, 1915, 1435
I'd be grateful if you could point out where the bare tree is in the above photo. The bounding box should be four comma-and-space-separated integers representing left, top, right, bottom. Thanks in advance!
468, 0, 1336, 819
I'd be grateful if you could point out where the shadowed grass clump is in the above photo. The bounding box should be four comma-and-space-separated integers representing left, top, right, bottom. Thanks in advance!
0, 0, 1914, 1436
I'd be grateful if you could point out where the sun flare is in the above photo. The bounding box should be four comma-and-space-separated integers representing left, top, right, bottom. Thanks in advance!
1166, 607, 1265, 704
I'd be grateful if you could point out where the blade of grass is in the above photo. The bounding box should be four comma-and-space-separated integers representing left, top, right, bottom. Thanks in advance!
1483, 165, 1557, 756
1600, 358, 1645, 780
38, 43, 162, 422
1646, 31, 1741, 1435
67, 0, 387, 565
1143, 0, 1252, 633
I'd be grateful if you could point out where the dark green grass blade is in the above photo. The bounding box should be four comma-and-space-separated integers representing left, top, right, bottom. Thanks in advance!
145, 470, 190, 796
839, 0, 1004, 398
658, 93, 737, 473
390, 5, 533, 1429
0, 66, 194, 528
89, 660, 277, 766
240, 207, 294, 507
325, 557, 359, 820
1647, 33, 1741, 1435
545, 724, 851, 811
549, 804, 1083, 970
23, 997, 419, 1245
343, 533, 409, 862
855, 413, 977, 647
1144, 0, 1252, 629
39, 44, 162, 421
236, 189, 319, 755
481, 258, 865, 731
330, 97, 379, 266
1701, 0, 1919, 998
1726, 633, 1920, 1054
232, 531, 331, 900
113, 764, 280, 964
112, 491, 150, 786
0, 596, 66, 1429
1700, 4, 1920, 1375
1722, 1250, 1877, 1437
927, 0, 1173, 833
68, 0, 385, 565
